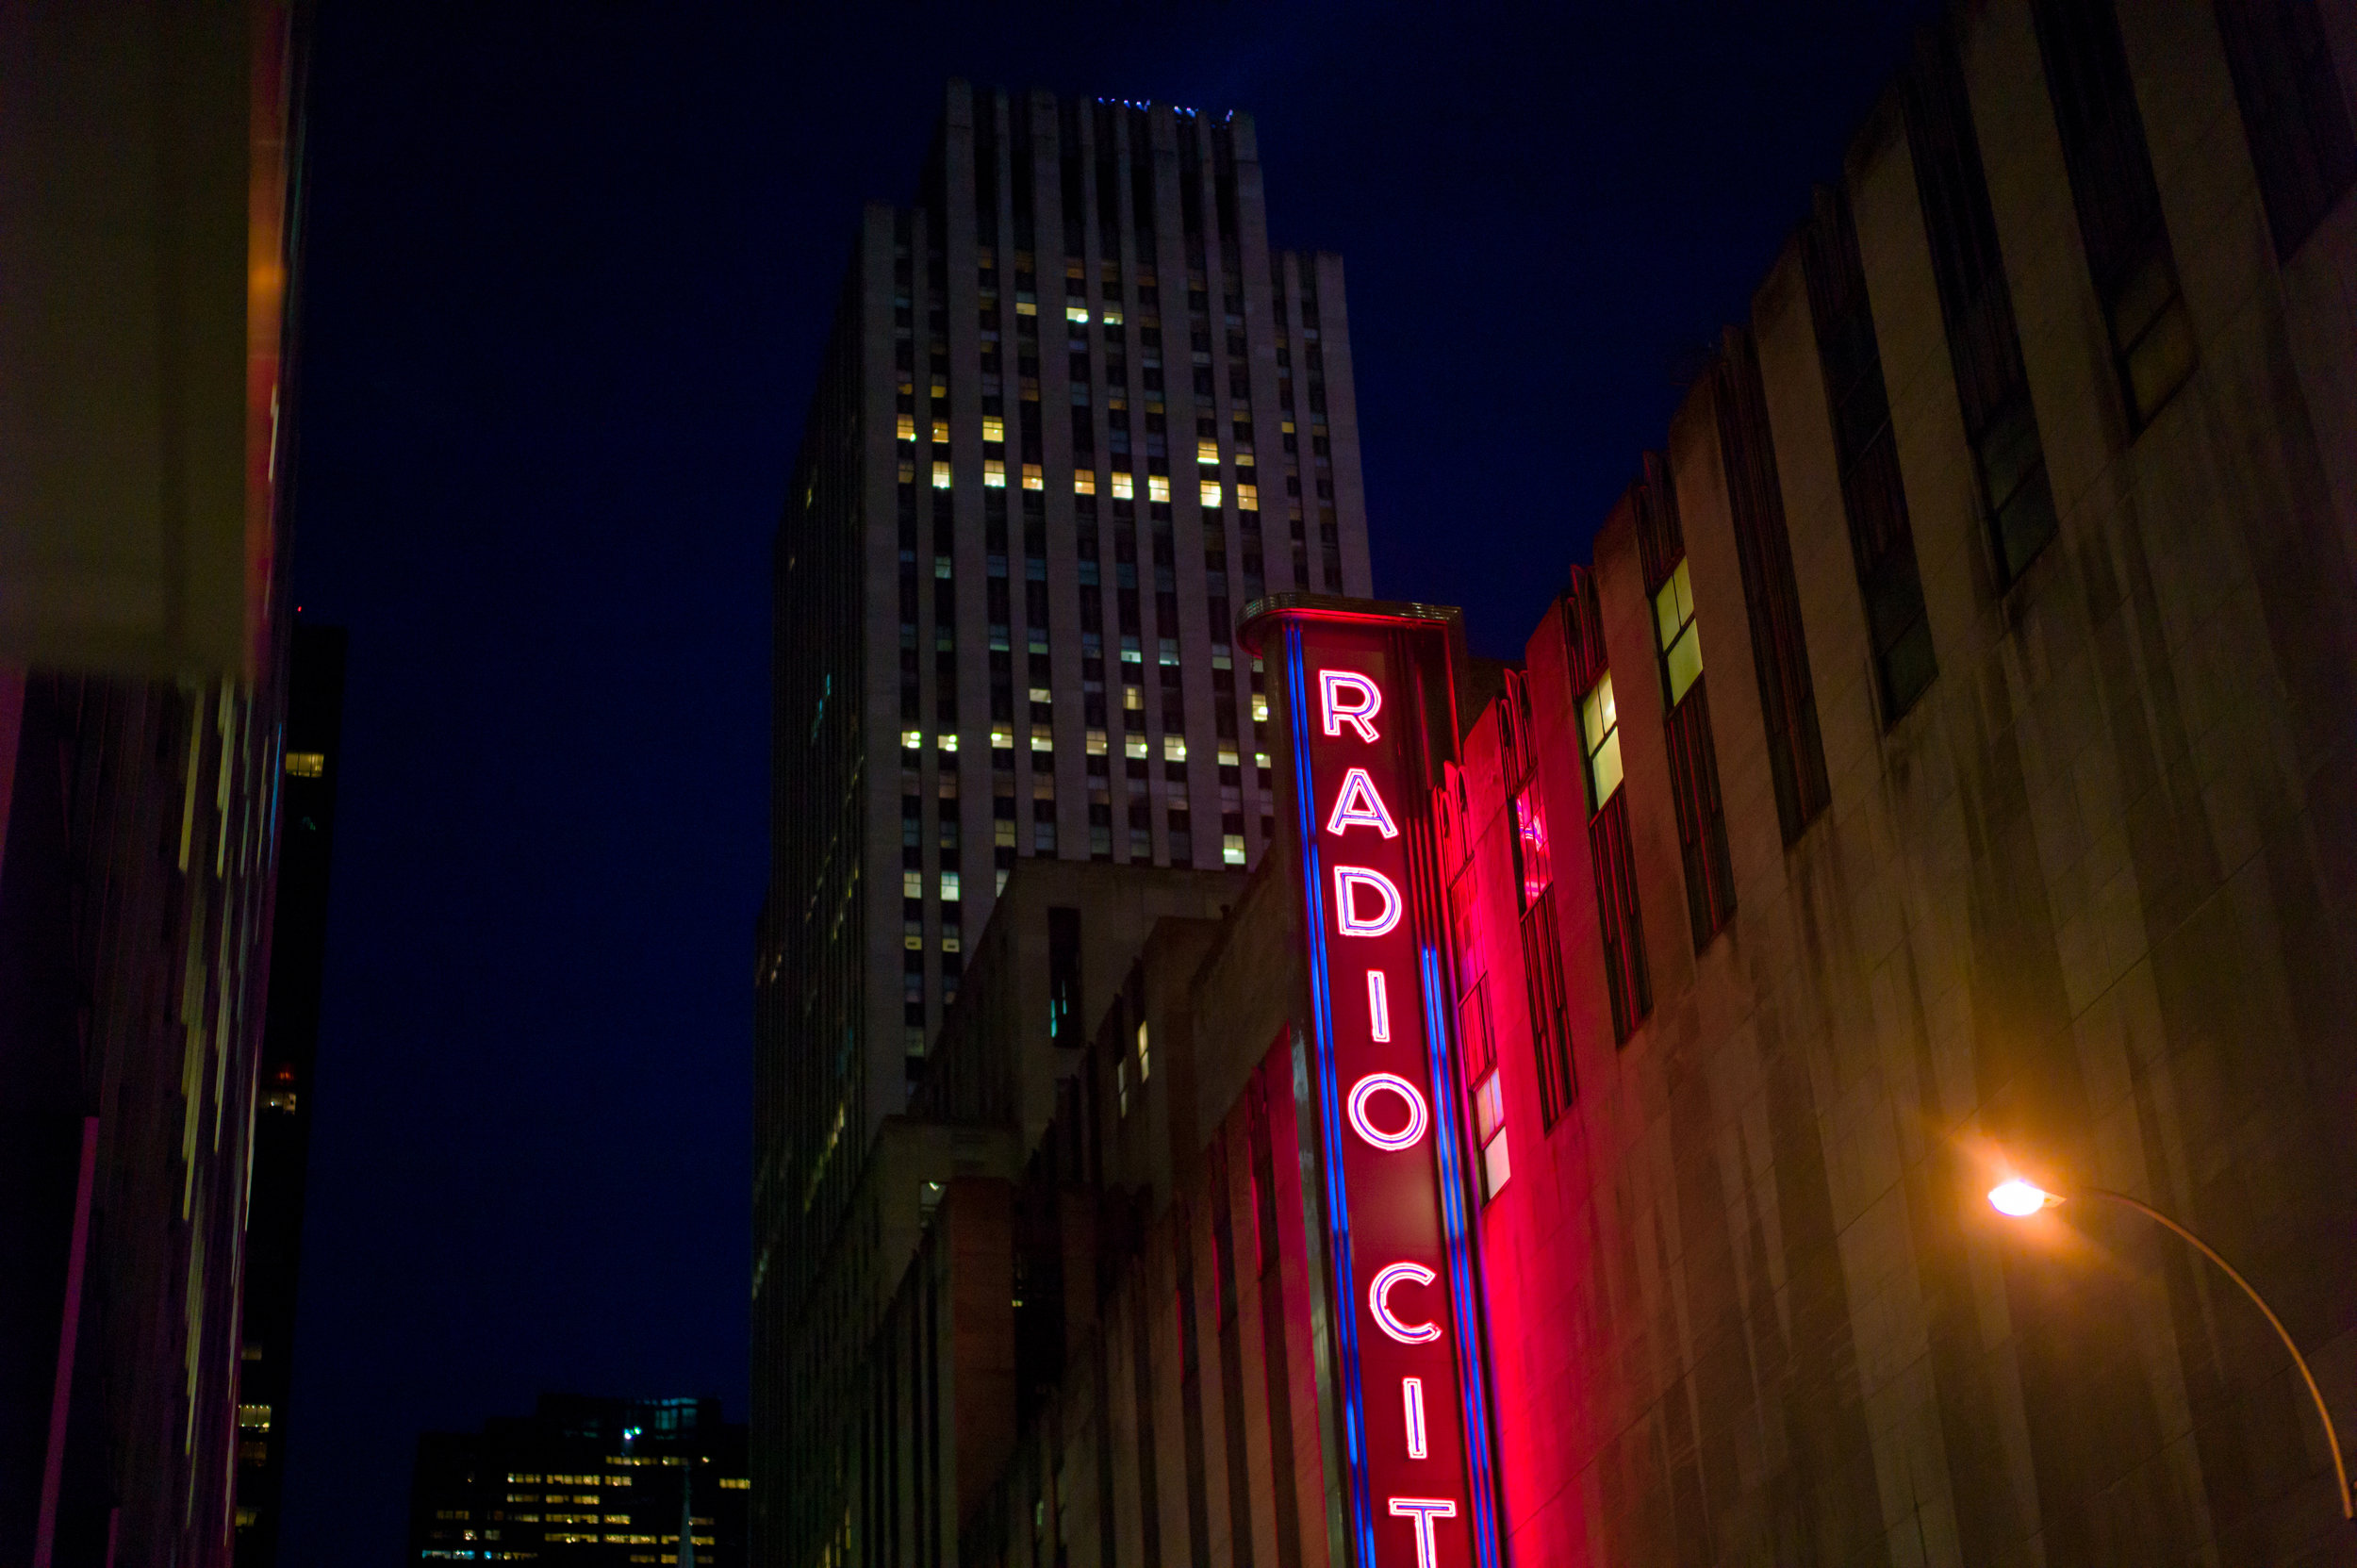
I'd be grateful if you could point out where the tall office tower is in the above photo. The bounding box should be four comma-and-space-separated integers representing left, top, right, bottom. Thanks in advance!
233, 623, 348, 1565
756, 82, 1372, 1560
405, 1395, 749, 1565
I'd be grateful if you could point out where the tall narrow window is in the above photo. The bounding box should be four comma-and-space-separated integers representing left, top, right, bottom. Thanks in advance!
1635, 454, 1736, 949
2213, 0, 2357, 262
1904, 26, 2062, 584
1502, 673, 1574, 1125
1565, 571, 1650, 1043
1715, 325, 1830, 844
2030, 0, 2196, 426
1801, 187, 1938, 722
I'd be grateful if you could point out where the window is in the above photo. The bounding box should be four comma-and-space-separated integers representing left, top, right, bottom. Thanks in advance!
932, 420, 949, 442
282, 751, 323, 778
1074, 470, 1096, 495
1580, 675, 1623, 807
1801, 186, 1937, 722
1904, 25, 2060, 581
2029, 0, 2194, 426
1200, 480, 1222, 505
931, 461, 951, 489
897, 413, 916, 440
1653, 560, 1701, 703
982, 416, 1006, 442
1715, 325, 1830, 846
1197, 437, 1220, 464
2216, 0, 2357, 261
1067, 304, 1090, 323
1162, 734, 1187, 761
1473, 1070, 1508, 1198
1564, 573, 1650, 1042
1112, 472, 1134, 500
1023, 464, 1043, 490
1148, 474, 1171, 503
1636, 454, 1734, 949
1512, 784, 1574, 1127
984, 459, 1008, 487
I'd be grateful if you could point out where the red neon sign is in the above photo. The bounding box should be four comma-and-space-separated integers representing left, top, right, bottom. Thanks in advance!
1245, 600, 1504, 1568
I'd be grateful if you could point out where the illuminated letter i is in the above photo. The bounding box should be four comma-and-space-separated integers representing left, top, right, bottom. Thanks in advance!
1368, 970, 1391, 1042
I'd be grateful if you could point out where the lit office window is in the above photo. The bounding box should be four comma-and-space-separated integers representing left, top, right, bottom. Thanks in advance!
982, 416, 1005, 442
1653, 559, 1702, 703
984, 460, 1007, 487
1148, 475, 1171, 503
931, 461, 951, 489
1581, 675, 1623, 807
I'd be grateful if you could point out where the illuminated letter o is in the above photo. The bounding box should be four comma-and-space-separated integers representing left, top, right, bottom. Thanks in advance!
1368, 1261, 1442, 1345
1347, 1072, 1428, 1152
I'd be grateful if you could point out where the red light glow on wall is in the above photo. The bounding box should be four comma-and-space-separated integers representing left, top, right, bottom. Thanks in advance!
1247, 600, 1505, 1568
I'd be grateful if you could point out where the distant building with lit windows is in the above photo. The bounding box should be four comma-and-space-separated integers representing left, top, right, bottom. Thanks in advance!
405, 1395, 747, 1565
758, 8, 2357, 1568
755, 81, 1373, 1560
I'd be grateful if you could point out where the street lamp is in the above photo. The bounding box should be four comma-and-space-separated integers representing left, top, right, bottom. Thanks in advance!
1987, 1177, 2353, 1520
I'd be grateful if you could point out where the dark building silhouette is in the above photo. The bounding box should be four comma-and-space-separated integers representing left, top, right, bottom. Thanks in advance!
233, 623, 348, 1564
406, 1395, 748, 1566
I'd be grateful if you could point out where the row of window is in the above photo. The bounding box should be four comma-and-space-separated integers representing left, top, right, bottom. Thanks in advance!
1467, 0, 2352, 1150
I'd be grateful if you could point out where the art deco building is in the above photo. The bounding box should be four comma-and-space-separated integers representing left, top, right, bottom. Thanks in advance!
406, 1395, 748, 1566
756, 83, 1373, 1555
764, 5, 2357, 1567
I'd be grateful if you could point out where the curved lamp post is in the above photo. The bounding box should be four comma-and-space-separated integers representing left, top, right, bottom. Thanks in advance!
1987, 1178, 2352, 1520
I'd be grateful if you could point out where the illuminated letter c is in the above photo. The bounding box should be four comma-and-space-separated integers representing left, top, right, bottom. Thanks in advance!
1368, 1261, 1442, 1344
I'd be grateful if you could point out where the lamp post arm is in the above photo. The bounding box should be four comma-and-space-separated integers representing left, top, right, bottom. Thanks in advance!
2079, 1186, 2352, 1521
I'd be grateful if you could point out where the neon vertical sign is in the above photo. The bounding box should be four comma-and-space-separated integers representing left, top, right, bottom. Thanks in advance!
1243, 598, 1505, 1568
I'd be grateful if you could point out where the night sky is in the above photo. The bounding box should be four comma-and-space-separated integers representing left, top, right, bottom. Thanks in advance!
283, 5, 1929, 1559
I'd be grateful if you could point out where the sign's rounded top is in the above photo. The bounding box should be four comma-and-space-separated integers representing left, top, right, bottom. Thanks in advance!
1236, 593, 1462, 656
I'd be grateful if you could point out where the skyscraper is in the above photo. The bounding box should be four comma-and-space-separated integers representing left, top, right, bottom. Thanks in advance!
756, 82, 1372, 1559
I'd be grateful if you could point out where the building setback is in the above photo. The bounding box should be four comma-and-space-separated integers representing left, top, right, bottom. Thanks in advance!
407, 1395, 748, 1564
771, 5, 2357, 1568
758, 82, 1374, 1560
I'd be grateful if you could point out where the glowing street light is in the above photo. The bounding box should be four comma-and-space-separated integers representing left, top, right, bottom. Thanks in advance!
1987, 1170, 2353, 1520
1986, 1179, 2054, 1216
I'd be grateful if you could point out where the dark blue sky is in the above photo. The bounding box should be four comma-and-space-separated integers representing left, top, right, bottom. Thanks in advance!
282, 4, 1927, 1559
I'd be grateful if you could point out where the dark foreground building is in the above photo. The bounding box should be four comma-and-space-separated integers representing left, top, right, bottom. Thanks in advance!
758, 81, 1375, 1556
0, 5, 313, 1560
234, 624, 349, 1563
770, 4, 2357, 1567
407, 1395, 749, 1565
